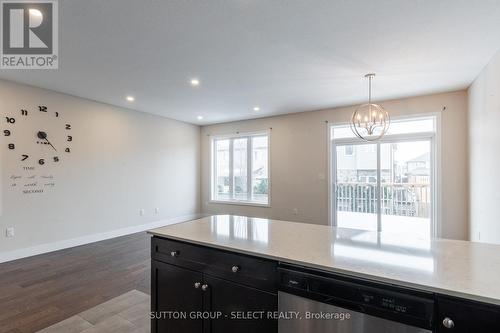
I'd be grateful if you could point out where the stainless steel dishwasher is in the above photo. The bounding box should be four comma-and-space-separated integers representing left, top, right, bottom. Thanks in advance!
278, 265, 434, 333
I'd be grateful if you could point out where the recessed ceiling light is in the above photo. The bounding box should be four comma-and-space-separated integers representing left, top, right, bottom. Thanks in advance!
126, 96, 135, 102
253, 106, 260, 111
190, 79, 200, 87
197, 115, 203, 120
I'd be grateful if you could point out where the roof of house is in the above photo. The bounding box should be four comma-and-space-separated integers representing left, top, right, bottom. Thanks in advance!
408, 152, 430, 163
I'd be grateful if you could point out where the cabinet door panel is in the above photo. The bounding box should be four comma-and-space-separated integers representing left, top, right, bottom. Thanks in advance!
437, 295, 500, 332
204, 275, 277, 333
152, 260, 203, 333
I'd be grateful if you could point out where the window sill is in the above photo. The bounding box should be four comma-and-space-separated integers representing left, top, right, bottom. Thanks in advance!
208, 200, 271, 208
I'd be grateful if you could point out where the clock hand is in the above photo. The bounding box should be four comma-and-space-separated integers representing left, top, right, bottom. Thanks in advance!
44, 138, 57, 152
37, 131, 57, 152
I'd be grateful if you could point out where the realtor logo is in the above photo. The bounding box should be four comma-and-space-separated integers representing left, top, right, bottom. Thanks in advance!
1, 0, 58, 69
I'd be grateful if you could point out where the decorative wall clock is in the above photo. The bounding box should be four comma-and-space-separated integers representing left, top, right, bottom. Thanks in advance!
3, 105, 73, 194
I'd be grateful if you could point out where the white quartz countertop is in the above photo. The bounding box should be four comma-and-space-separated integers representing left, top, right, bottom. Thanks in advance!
149, 215, 500, 305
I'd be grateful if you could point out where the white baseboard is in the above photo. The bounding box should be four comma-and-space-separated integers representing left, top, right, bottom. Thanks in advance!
0, 213, 209, 264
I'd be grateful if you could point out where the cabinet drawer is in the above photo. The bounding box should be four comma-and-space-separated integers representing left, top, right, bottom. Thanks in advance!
152, 237, 209, 271
152, 237, 278, 292
204, 246, 278, 293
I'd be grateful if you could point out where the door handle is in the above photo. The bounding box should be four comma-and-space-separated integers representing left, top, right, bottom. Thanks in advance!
442, 317, 455, 329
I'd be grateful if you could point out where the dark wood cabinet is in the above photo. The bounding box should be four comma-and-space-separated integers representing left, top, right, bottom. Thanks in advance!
204, 275, 278, 333
151, 260, 204, 333
436, 295, 500, 332
151, 237, 277, 292
152, 236, 500, 333
151, 236, 278, 333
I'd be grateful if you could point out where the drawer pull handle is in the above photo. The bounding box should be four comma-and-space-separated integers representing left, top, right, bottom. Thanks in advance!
201, 284, 209, 292
231, 265, 240, 273
442, 317, 455, 329
194, 282, 201, 289
170, 251, 179, 257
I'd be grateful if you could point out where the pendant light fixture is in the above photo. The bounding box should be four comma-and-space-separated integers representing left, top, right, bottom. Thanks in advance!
350, 73, 390, 141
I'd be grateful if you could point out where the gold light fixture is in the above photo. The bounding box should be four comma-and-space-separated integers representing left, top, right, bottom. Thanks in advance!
350, 73, 390, 141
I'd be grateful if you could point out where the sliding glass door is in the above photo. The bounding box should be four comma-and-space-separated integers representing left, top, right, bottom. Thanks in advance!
380, 141, 432, 239
334, 143, 378, 231
330, 117, 437, 238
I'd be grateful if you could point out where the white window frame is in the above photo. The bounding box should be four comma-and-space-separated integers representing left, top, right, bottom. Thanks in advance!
327, 113, 441, 238
210, 130, 271, 207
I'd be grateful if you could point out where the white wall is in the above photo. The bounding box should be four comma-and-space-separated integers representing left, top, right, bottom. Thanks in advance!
0, 78, 470, 261
201, 91, 468, 240
468, 49, 500, 244
0, 80, 200, 258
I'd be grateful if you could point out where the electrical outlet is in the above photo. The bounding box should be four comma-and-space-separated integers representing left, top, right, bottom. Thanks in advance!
5, 227, 14, 238
155, 208, 160, 215
292, 208, 299, 215
139, 209, 145, 216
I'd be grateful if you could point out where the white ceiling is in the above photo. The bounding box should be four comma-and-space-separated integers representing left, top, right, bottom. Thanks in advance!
1, 0, 500, 125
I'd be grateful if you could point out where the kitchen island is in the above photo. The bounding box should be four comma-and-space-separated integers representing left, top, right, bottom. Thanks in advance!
149, 215, 500, 332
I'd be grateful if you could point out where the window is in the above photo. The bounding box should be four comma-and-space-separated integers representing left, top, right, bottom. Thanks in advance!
212, 132, 270, 205
330, 115, 438, 239
333, 116, 435, 139
344, 145, 354, 156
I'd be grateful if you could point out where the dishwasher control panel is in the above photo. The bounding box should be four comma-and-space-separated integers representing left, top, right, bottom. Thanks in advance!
278, 264, 435, 330
358, 288, 426, 316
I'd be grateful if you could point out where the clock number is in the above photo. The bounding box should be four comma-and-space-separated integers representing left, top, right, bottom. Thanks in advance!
6, 117, 15, 124
21, 109, 28, 116
22, 154, 29, 161
65, 124, 71, 130
53, 156, 59, 162
8, 143, 15, 150
4, 130, 10, 136
65, 148, 71, 153
55, 112, 59, 117
39, 106, 48, 112
67, 135, 73, 142
39, 159, 45, 165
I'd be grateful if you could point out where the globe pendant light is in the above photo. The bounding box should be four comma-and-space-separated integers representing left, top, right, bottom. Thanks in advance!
350, 73, 390, 141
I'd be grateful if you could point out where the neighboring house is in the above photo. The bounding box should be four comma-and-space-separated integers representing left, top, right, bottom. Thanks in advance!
335, 145, 431, 217
336, 145, 391, 183
405, 153, 431, 184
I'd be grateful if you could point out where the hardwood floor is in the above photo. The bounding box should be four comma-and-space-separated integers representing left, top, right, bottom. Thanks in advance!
37, 290, 150, 333
0, 232, 151, 333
